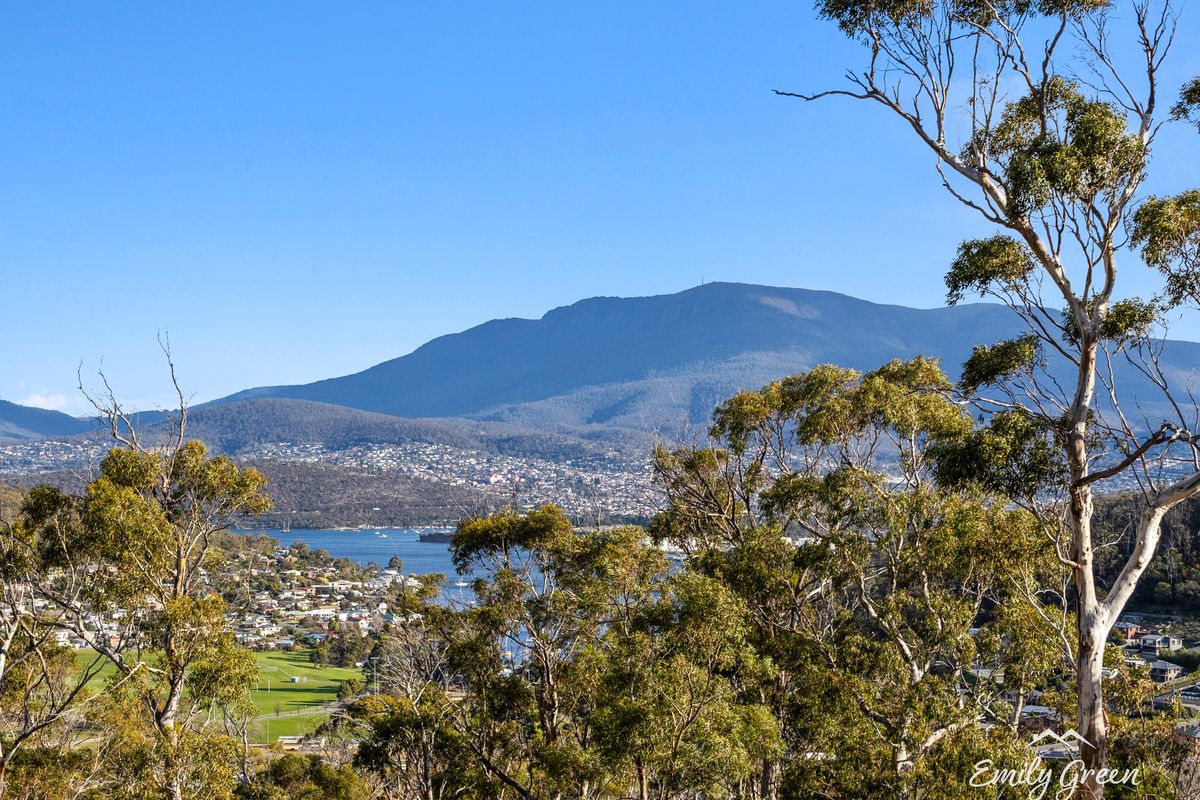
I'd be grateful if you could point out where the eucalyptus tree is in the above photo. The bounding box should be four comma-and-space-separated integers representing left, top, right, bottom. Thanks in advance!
445, 507, 671, 799
782, 0, 1200, 791
589, 570, 783, 800
27, 381, 272, 800
234, 752, 370, 800
0, 488, 112, 799
393, 506, 782, 800
654, 359, 1063, 798
336, 611, 479, 800
1174, 77, 1200, 130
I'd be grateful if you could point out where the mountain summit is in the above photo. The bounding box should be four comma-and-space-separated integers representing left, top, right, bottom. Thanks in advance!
218, 281, 1170, 432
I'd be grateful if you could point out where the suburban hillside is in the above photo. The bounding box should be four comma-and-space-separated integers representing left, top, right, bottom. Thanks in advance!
170, 398, 647, 458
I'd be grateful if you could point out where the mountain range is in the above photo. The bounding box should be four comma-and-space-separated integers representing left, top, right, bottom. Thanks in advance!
0, 399, 96, 441
220, 283, 1035, 432
6, 282, 1200, 450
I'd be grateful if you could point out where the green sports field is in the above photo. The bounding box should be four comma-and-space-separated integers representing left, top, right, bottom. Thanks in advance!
254, 711, 332, 743
76, 648, 365, 744
251, 649, 362, 715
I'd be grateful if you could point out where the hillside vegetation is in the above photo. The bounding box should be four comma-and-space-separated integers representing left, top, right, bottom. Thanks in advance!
0, 483, 21, 524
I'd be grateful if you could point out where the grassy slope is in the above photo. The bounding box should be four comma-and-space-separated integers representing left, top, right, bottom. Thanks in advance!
254, 711, 331, 742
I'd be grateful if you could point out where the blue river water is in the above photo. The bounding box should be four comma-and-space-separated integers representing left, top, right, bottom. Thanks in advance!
237, 528, 462, 577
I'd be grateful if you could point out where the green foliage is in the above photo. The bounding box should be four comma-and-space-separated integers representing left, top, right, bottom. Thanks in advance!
0, 485, 78, 577
945, 235, 1037, 304
818, 0, 934, 37
933, 410, 1065, 499
1099, 297, 1161, 344
856, 357, 965, 439
90, 703, 244, 800
364, 506, 787, 798
2, 748, 100, 800
658, 358, 975, 552
80, 470, 171, 581
188, 635, 259, 710
1093, 493, 1200, 614
309, 643, 329, 667
237, 753, 369, 800
70, 440, 270, 799
1055, 295, 1161, 348
1164, 649, 1200, 672
345, 692, 478, 798
909, 727, 1034, 800
322, 626, 372, 668
21, 363, 1200, 797
1132, 190, 1200, 308
168, 440, 272, 519
1172, 77, 1200, 131
652, 364, 1067, 797
804, 0, 1200, 792
451, 504, 575, 574
818, 0, 1107, 40
1100, 657, 1195, 799
968, 78, 1147, 218
335, 678, 363, 701
958, 334, 1041, 393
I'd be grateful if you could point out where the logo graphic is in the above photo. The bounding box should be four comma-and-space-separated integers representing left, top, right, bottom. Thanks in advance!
970, 727, 1139, 799
1028, 728, 1093, 750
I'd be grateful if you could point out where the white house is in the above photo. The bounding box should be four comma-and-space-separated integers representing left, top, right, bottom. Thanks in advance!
1139, 633, 1183, 655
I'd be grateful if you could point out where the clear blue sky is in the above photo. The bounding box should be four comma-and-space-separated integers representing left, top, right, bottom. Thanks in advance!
2, 3, 1197, 414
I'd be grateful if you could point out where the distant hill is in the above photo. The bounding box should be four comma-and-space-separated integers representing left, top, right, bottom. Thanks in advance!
218, 282, 1200, 432
167, 398, 646, 459
0, 400, 95, 442
6, 461, 491, 528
